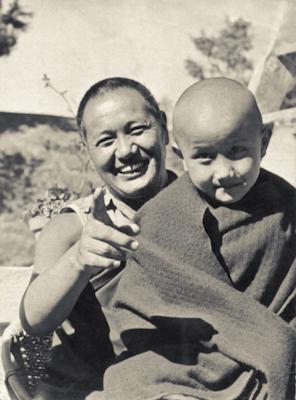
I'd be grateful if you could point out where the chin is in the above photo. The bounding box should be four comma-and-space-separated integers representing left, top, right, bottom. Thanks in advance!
214, 193, 240, 205
216, 197, 236, 205
117, 182, 155, 201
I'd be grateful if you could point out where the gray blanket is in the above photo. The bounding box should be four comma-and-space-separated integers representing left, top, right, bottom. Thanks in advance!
104, 170, 296, 400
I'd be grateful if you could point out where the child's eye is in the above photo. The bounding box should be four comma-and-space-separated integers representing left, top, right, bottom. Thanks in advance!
195, 152, 215, 161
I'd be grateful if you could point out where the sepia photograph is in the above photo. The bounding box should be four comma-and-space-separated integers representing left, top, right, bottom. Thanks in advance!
0, 0, 295, 399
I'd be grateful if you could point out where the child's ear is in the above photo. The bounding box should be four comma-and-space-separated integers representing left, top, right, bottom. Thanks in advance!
260, 123, 273, 158
172, 141, 184, 159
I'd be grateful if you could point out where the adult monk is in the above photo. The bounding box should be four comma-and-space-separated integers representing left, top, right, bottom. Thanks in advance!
20, 77, 177, 400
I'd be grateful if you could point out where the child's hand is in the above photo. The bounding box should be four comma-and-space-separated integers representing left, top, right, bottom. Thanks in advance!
76, 188, 139, 277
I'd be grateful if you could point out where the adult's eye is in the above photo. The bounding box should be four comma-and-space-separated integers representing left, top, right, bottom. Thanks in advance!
130, 124, 150, 135
228, 145, 246, 158
95, 137, 115, 148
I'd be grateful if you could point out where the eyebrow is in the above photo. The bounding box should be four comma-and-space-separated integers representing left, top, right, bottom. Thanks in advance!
194, 135, 249, 146
125, 120, 142, 128
129, 119, 150, 126
226, 136, 249, 144
190, 142, 216, 150
96, 129, 115, 137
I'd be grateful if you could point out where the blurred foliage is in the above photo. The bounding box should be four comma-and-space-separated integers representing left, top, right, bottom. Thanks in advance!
0, 121, 183, 266
0, 150, 43, 213
279, 52, 296, 109
1, 212, 35, 266
0, 112, 77, 134
185, 17, 296, 108
185, 17, 253, 85
0, 0, 32, 56
0, 125, 99, 214
0, 124, 97, 265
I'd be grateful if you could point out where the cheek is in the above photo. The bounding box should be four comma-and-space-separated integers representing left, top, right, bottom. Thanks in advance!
137, 131, 165, 153
234, 155, 260, 177
89, 149, 114, 172
186, 162, 210, 187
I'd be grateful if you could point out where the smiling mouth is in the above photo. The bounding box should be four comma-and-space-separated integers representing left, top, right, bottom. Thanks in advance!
115, 160, 149, 176
220, 182, 244, 190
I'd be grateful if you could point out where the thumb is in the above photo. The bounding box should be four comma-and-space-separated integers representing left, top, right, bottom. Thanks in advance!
90, 187, 112, 226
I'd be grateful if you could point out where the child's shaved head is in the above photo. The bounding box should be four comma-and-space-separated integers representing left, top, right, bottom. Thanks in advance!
172, 78, 269, 205
173, 78, 262, 147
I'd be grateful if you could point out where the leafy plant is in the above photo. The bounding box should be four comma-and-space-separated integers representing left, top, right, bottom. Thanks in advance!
185, 17, 253, 85
0, 0, 32, 56
42, 74, 76, 116
42, 75, 94, 195
25, 187, 79, 220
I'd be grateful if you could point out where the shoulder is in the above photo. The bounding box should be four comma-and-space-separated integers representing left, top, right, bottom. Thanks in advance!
38, 212, 83, 247
62, 194, 93, 214
259, 169, 296, 213
246, 169, 296, 229
135, 173, 190, 219
33, 212, 83, 275
61, 194, 94, 225
134, 172, 203, 238
41, 190, 101, 245
261, 168, 295, 191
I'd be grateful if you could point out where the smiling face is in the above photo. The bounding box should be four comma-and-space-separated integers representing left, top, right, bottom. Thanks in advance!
174, 79, 267, 204
179, 116, 264, 204
81, 87, 168, 203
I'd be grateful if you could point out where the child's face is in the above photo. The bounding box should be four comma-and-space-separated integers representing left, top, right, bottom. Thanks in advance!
179, 114, 265, 204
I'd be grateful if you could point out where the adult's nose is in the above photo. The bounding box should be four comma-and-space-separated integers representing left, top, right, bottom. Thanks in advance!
115, 135, 136, 160
213, 154, 234, 181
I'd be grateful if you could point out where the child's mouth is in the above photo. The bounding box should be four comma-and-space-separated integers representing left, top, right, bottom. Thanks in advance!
220, 181, 244, 190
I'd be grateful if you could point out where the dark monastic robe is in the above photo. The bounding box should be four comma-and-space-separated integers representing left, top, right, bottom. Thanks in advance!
104, 169, 296, 400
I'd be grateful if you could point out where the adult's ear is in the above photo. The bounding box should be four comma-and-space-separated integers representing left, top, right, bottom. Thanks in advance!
172, 141, 188, 171
160, 111, 169, 145
79, 137, 87, 149
78, 124, 88, 148
260, 123, 273, 158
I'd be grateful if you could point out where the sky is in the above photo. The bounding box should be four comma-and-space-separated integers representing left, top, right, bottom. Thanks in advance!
0, 0, 284, 117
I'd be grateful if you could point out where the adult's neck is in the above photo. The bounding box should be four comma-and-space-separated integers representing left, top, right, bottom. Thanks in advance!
109, 170, 169, 211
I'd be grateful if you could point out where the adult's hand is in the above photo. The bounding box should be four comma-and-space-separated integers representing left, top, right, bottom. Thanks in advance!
77, 188, 140, 277
20, 188, 139, 336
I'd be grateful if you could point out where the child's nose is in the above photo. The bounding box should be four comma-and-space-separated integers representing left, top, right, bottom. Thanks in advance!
214, 155, 234, 180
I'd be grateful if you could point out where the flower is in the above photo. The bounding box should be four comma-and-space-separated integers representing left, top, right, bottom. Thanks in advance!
24, 187, 79, 222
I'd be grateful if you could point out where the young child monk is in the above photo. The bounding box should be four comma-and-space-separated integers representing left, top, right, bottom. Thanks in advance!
103, 78, 296, 400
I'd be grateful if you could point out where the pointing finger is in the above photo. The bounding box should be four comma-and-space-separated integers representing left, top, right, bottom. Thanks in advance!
90, 187, 112, 226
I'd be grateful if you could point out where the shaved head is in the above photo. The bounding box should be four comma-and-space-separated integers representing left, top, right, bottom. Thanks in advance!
173, 78, 262, 146
172, 78, 269, 204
